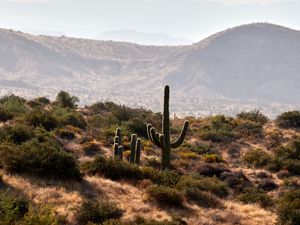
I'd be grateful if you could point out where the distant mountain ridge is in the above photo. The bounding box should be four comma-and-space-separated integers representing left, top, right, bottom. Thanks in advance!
98, 30, 192, 45
0, 23, 300, 117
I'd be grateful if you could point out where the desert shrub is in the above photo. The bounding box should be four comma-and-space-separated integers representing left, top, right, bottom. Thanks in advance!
144, 158, 161, 169
56, 128, 75, 140
0, 95, 28, 114
277, 111, 300, 128
243, 148, 272, 168
200, 115, 236, 142
0, 124, 34, 144
237, 188, 273, 208
265, 131, 283, 149
0, 138, 81, 180
51, 107, 87, 129
176, 175, 228, 198
19, 207, 63, 225
220, 171, 252, 191
179, 151, 199, 160
0, 192, 29, 224
236, 110, 268, 125
23, 110, 59, 131
196, 162, 230, 177
141, 167, 180, 187
146, 185, 184, 208
277, 189, 300, 225
228, 144, 241, 158
189, 144, 215, 155
76, 200, 123, 225
34, 97, 50, 105
55, 91, 79, 108
82, 142, 100, 156
83, 156, 142, 181
271, 140, 300, 175
277, 170, 290, 179
258, 179, 278, 191
202, 153, 222, 163
0, 108, 13, 122
126, 117, 147, 138
234, 121, 264, 138
60, 111, 87, 129
185, 187, 221, 208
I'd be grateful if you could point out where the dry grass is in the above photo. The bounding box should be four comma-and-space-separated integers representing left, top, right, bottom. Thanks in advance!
1, 171, 277, 225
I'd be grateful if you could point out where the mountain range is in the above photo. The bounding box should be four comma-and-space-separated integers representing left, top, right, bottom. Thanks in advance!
98, 30, 192, 45
0, 23, 300, 117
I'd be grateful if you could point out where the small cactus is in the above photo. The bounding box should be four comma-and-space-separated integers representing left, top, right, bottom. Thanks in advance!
112, 128, 142, 165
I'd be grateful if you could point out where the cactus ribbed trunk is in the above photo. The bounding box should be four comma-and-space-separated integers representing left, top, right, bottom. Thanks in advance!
162, 85, 171, 170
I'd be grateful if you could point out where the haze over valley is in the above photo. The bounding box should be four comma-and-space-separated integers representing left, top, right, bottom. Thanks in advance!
1, 23, 300, 117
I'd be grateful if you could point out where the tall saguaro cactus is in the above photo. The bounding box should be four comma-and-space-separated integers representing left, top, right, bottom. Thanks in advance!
147, 85, 189, 170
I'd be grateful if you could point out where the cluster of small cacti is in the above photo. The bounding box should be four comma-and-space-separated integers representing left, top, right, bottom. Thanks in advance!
147, 85, 189, 170
113, 128, 142, 165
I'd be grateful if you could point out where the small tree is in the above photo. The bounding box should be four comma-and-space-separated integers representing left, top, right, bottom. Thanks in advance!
55, 91, 79, 108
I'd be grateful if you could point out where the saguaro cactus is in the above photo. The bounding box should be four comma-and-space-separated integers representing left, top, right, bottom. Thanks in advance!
113, 128, 123, 159
147, 85, 189, 170
129, 134, 142, 165
113, 128, 142, 164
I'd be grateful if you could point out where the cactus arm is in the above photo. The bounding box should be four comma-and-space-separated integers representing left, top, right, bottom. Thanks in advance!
171, 120, 189, 148
159, 134, 165, 150
147, 124, 154, 143
130, 134, 137, 164
116, 128, 122, 145
114, 136, 119, 145
150, 127, 161, 147
118, 146, 123, 160
113, 143, 119, 158
135, 138, 142, 165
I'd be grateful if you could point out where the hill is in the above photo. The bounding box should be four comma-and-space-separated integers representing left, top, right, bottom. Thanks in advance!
2, 92, 300, 224
1, 23, 300, 117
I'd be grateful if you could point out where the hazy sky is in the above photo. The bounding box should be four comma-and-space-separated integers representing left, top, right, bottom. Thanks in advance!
0, 0, 299, 43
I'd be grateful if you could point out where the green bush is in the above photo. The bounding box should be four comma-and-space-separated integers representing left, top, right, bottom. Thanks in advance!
0, 124, 34, 144
185, 187, 221, 208
0, 95, 28, 115
200, 115, 236, 142
0, 138, 81, 180
277, 189, 300, 225
141, 167, 180, 187
146, 185, 184, 208
0, 192, 29, 224
55, 91, 79, 108
56, 128, 75, 140
236, 110, 268, 125
271, 140, 300, 175
236, 188, 273, 208
23, 110, 59, 131
82, 142, 100, 156
277, 111, 300, 128
19, 207, 63, 225
0, 108, 13, 122
76, 200, 123, 225
176, 175, 228, 198
234, 121, 264, 138
243, 148, 272, 168
83, 156, 142, 181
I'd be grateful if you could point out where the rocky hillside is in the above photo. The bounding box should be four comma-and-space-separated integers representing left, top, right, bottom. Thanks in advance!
1, 23, 300, 117
1, 93, 300, 225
